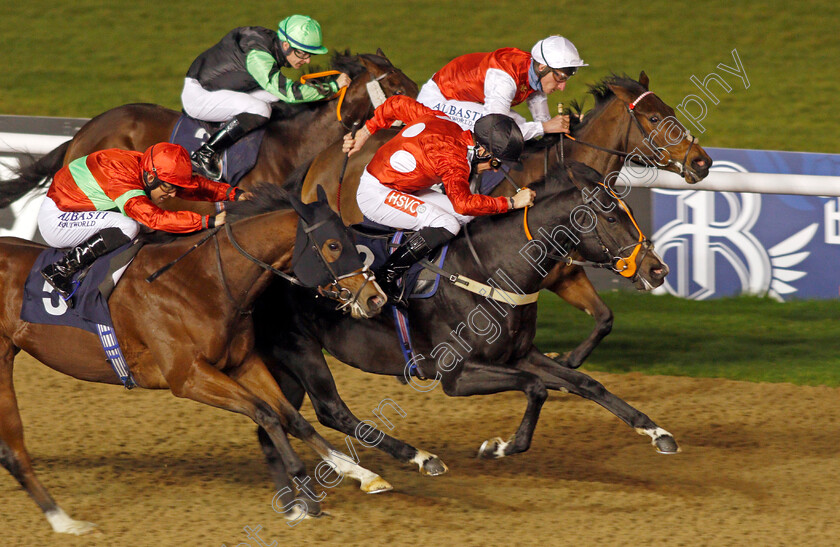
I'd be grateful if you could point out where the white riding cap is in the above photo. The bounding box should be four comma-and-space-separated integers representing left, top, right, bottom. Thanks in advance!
531, 36, 588, 69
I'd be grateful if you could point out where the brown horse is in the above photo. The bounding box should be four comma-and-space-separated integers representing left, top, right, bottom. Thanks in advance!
0, 185, 388, 535
300, 72, 712, 368
0, 50, 418, 210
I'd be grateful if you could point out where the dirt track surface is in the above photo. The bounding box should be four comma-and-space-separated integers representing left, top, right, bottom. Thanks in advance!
2, 352, 839, 546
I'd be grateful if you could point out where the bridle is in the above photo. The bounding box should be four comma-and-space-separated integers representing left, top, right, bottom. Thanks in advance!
559, 89, 699, 179
146, 219, 374, 313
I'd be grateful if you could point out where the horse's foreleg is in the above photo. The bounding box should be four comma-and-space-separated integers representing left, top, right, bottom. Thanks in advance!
0, 340, 96, 535
440, 362, 547, 459
230, 354, 393, 495
263, 338, 447, 477
164, 354, 323, 517
515, 348, 680, 454
543, 265, 613, 368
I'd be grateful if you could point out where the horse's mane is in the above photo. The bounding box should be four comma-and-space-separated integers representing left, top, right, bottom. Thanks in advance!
225, 182, 293, 221
568, 73, 646, 131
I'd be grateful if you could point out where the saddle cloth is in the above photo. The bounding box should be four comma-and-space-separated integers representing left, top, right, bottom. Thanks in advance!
20, 242, 143, 387
170, 115, 265, 185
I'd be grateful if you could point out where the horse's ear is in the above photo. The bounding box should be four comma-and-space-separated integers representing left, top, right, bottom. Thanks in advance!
376, 47, 386, 58
606, 82, 639, 106
639, 71, 650, 90
288, 193, 314, 224
316, 184, 328, 204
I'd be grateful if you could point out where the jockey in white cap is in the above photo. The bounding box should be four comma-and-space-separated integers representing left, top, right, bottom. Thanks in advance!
416, 36, 587, 140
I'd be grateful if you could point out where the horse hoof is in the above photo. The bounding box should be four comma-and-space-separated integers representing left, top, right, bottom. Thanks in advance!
420, 456, 448, 476
653, 435, 680, 454
361, 476, 393, 494
477, 437, 508, 459
47, 509, 98, 535
62, 521, 98, 536
544, 352, 560, 359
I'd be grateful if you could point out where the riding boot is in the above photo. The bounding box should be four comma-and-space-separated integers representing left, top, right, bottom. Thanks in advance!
376, 226, 453, 306
41, 228, 131, 305
190, 113, 269, 180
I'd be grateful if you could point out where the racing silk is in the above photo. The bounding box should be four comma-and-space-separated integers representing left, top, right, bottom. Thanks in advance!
186, 26, 339, 103
364, 96, 510, 216
48, 150, 237, 233
431, 48, 551, 140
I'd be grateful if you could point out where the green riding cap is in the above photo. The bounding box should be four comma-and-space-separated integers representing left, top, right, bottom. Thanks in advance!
277, 14, 328, 55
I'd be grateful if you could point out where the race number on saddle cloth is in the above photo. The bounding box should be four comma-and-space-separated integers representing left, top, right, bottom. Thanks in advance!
415, 36, 587, 140
21, 241, 141, 388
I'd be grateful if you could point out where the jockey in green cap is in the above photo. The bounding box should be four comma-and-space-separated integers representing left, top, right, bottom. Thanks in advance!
182, 15, 351, 180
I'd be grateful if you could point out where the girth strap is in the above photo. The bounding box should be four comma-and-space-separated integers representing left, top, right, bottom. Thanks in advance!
418, 259, 539, 305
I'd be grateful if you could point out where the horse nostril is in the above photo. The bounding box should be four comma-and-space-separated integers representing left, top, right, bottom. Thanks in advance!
368, 295, 385, 310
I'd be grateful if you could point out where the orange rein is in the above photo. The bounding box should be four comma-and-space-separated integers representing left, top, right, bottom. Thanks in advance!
300, 71, 347, 121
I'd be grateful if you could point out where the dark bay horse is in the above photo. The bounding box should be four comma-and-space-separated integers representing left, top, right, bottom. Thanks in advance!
301, 72, 712, 369
0, 186, 388, 534
0, 50, 418, 209
255, 161, 679, 480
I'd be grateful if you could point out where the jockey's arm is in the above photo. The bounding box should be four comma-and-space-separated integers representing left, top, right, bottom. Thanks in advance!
246, 50, 339, 103
345, 96, 439, 156
484, 69, 546, 141
123, 197, 215, 233
433, 147, 510, 216
177, 176, 243, 202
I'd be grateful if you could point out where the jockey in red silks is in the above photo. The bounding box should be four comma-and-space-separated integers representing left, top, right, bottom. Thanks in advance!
416, 36, 587, 140
182, 14, 351, 180
39, 143, 246, 303
343, 95, 534, 304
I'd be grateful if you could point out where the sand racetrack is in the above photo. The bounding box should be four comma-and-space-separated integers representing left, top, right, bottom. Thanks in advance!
2, 352, 839, 546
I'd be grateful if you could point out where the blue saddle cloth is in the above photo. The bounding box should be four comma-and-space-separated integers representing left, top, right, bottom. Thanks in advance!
354, 217, 448, 300
21, 242, 142, 388
170, 115, 265, 185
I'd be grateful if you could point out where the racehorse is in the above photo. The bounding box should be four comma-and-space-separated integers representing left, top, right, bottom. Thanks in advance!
0, 185, 388, 535
0, 50, 418, 209
300, 72, 712, 369
253, 160, 679, 479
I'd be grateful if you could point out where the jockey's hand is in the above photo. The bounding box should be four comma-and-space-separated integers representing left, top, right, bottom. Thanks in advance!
512, 188, 536, 209
542, 114, 570, 134
237, 191, 253, 201
215, 211, 227, 226
336, 73, 352, 88
342, 125, 371, 157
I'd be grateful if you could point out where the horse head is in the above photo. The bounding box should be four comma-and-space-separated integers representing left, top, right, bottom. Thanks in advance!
331, 49, 419, 125
288, 185, 385, 318
560, 161, 669, 290
575, 73, 712, 183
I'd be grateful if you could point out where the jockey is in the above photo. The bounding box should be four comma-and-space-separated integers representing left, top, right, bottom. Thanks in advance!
182, 14, 351, 180
39, 143, 246, 303
343, 95, 534, 304
415, 36, 587, 140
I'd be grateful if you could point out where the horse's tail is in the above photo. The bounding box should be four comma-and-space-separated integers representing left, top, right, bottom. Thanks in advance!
282, 159, 315, 196
0, 140, 71, 208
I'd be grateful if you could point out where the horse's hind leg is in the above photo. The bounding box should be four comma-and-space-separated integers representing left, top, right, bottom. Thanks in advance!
263, 335, 447, 476
230, 355, 393, 494
544, 265, 613, 368
516, 348, 679, 454
0, 340, 97, 534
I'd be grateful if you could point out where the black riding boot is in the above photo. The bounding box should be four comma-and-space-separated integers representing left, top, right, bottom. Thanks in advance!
190, 113, 269, 180
41, 228, 131, 305
376, 227, 453, 306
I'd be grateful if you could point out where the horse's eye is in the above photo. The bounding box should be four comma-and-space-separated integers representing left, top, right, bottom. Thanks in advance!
328, 242, 341, 252
607, 216, 617, 224
394, 91, 404, 95
649, 116, 659, 123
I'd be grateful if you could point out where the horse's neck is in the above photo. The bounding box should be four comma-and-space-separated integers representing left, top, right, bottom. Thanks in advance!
212, 213, 297, 308
462, 185, 576, 292
570, 99, 631, 175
